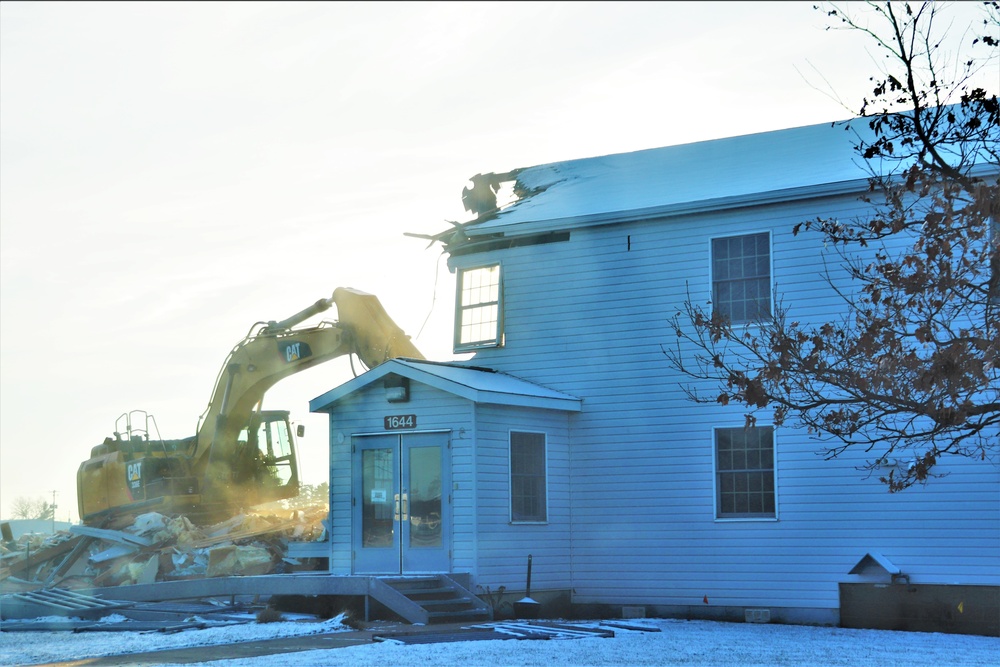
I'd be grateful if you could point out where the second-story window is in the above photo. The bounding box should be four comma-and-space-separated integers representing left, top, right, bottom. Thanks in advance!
455, 264, 502, 350
711, 232, 771, 324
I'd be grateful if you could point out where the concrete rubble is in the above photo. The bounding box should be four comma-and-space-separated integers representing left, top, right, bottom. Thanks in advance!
0, 506, 329, 596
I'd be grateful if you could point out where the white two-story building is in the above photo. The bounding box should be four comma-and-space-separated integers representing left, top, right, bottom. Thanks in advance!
310, 115, 999, 635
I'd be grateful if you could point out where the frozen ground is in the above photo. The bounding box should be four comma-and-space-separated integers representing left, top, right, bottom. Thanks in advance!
2, 614, 998, 666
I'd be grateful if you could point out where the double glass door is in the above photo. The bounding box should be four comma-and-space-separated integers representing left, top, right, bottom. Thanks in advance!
353, 432, 450, 574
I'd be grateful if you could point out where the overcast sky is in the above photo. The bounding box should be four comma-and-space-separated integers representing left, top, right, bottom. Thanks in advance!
0, 1, 990, 521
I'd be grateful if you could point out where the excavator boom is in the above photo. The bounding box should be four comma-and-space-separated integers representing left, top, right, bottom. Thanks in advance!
77, 288, 423, 525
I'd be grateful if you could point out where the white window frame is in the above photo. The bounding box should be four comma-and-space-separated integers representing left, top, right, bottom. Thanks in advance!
712, 424, 778, 522
454, 263, 503, 351
509, 430, 548, 524
709, 231, 773, 325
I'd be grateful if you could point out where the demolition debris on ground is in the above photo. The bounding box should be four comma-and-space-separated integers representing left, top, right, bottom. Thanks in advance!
0, 504, 329, 597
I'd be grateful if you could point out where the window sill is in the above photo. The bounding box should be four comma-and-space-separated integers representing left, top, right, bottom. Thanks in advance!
454, 342, 502, 353
713, 318, 771, 331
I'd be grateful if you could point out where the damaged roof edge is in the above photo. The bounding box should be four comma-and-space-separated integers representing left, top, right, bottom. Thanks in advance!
466, 157, 1000, 243
458, 177, 874, 242
424, 116, 943, 250
461, 168, 527, 219
404, 168, 551, 250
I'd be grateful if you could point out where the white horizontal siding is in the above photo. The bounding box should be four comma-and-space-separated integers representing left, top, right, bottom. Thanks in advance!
471, 405, 573, 594
450, 189, 1000, 611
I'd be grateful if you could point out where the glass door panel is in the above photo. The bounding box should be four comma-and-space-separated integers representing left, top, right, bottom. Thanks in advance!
401, 433, 450, 572
353, 435, 400, 574
406, 446, 442, 548
361, 448, 395, 548
352, 432, 450, 574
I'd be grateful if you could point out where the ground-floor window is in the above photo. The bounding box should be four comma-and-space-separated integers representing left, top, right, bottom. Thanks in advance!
715, 425, 775, 519
510, 431, 547, 522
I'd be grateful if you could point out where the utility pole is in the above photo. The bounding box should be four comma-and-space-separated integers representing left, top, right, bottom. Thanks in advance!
51, 490, 58, 533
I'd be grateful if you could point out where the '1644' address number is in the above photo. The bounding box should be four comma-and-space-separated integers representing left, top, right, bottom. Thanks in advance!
384, 414, 417, 430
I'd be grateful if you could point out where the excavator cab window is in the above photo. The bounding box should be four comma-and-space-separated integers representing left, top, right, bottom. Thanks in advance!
257, 416, 298, 494
233, 414, 297, 496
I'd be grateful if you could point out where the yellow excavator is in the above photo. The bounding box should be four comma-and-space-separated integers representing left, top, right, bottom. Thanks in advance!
77, 287, 423, 526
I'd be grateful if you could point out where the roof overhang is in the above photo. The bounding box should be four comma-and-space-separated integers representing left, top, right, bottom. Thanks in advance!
449, 177, 871, 254
310, 359, 582, 413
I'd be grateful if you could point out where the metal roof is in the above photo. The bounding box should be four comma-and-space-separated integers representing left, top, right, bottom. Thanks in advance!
310, 358, 582, 413
446, 117, 887, 244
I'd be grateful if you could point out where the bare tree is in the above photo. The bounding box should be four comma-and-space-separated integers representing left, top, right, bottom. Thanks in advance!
666, 1, 999, 491
10, 496, 55, 520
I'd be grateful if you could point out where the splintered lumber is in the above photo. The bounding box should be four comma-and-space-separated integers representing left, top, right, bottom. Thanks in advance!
205, 545, 274, 577
0, 576, 47, 594
186, 517, 300, 549
44, 536, 95, 587
69, 525, 153, 548
0, 535, 82, 582
90, 543, 140, 564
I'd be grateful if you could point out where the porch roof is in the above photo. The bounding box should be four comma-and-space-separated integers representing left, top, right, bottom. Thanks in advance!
309, 358, 582, 413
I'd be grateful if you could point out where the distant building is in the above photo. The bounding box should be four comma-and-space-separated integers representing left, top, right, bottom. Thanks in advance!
311, 116, 999, 635
2, 519, 73, 540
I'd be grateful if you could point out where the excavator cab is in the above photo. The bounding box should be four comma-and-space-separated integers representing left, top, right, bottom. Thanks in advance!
233, 410, 300, 504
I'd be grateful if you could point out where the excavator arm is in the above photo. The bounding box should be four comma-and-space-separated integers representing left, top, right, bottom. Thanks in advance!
77, 287, 423, 524
329, 287, 424, 369
194, 288, 423, 464
191, 287, 423, 502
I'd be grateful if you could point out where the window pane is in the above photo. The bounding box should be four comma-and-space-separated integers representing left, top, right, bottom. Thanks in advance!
712, 233, 770, 324
718, 450, 732, 470
511, 432, 546, 522
457, 265, 501, 348
715, 426, 775, 518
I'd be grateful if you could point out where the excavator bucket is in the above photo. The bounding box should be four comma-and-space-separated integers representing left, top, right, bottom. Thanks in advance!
333, 287, 425, 367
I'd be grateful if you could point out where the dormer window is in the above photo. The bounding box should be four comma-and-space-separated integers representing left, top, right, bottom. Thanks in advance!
455, 264, 503, 350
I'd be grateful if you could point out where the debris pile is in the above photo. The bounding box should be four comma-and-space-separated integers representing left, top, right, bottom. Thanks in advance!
0, 506, 328, 594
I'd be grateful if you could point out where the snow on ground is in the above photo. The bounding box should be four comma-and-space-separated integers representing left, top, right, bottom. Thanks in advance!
2, 615, 998, 667
1, 613, 350, 665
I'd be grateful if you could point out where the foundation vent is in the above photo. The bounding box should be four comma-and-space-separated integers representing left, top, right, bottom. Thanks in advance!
622, 606, 646, 619
745, 608, 771, 623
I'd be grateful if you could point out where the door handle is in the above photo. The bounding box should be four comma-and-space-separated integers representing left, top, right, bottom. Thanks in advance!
394, 493, 409, 520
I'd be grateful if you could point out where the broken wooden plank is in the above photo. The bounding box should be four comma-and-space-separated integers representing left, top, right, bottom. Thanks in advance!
133, 555, 159, 585
70, 525, 153, 548
90, 555, 135, 588
0, 536, 81, 582
599, 621, 661, 632
0, 576, 47, 594
90, 543, 140, 564
185, 518, 299, 549
44, 536, 95, 587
